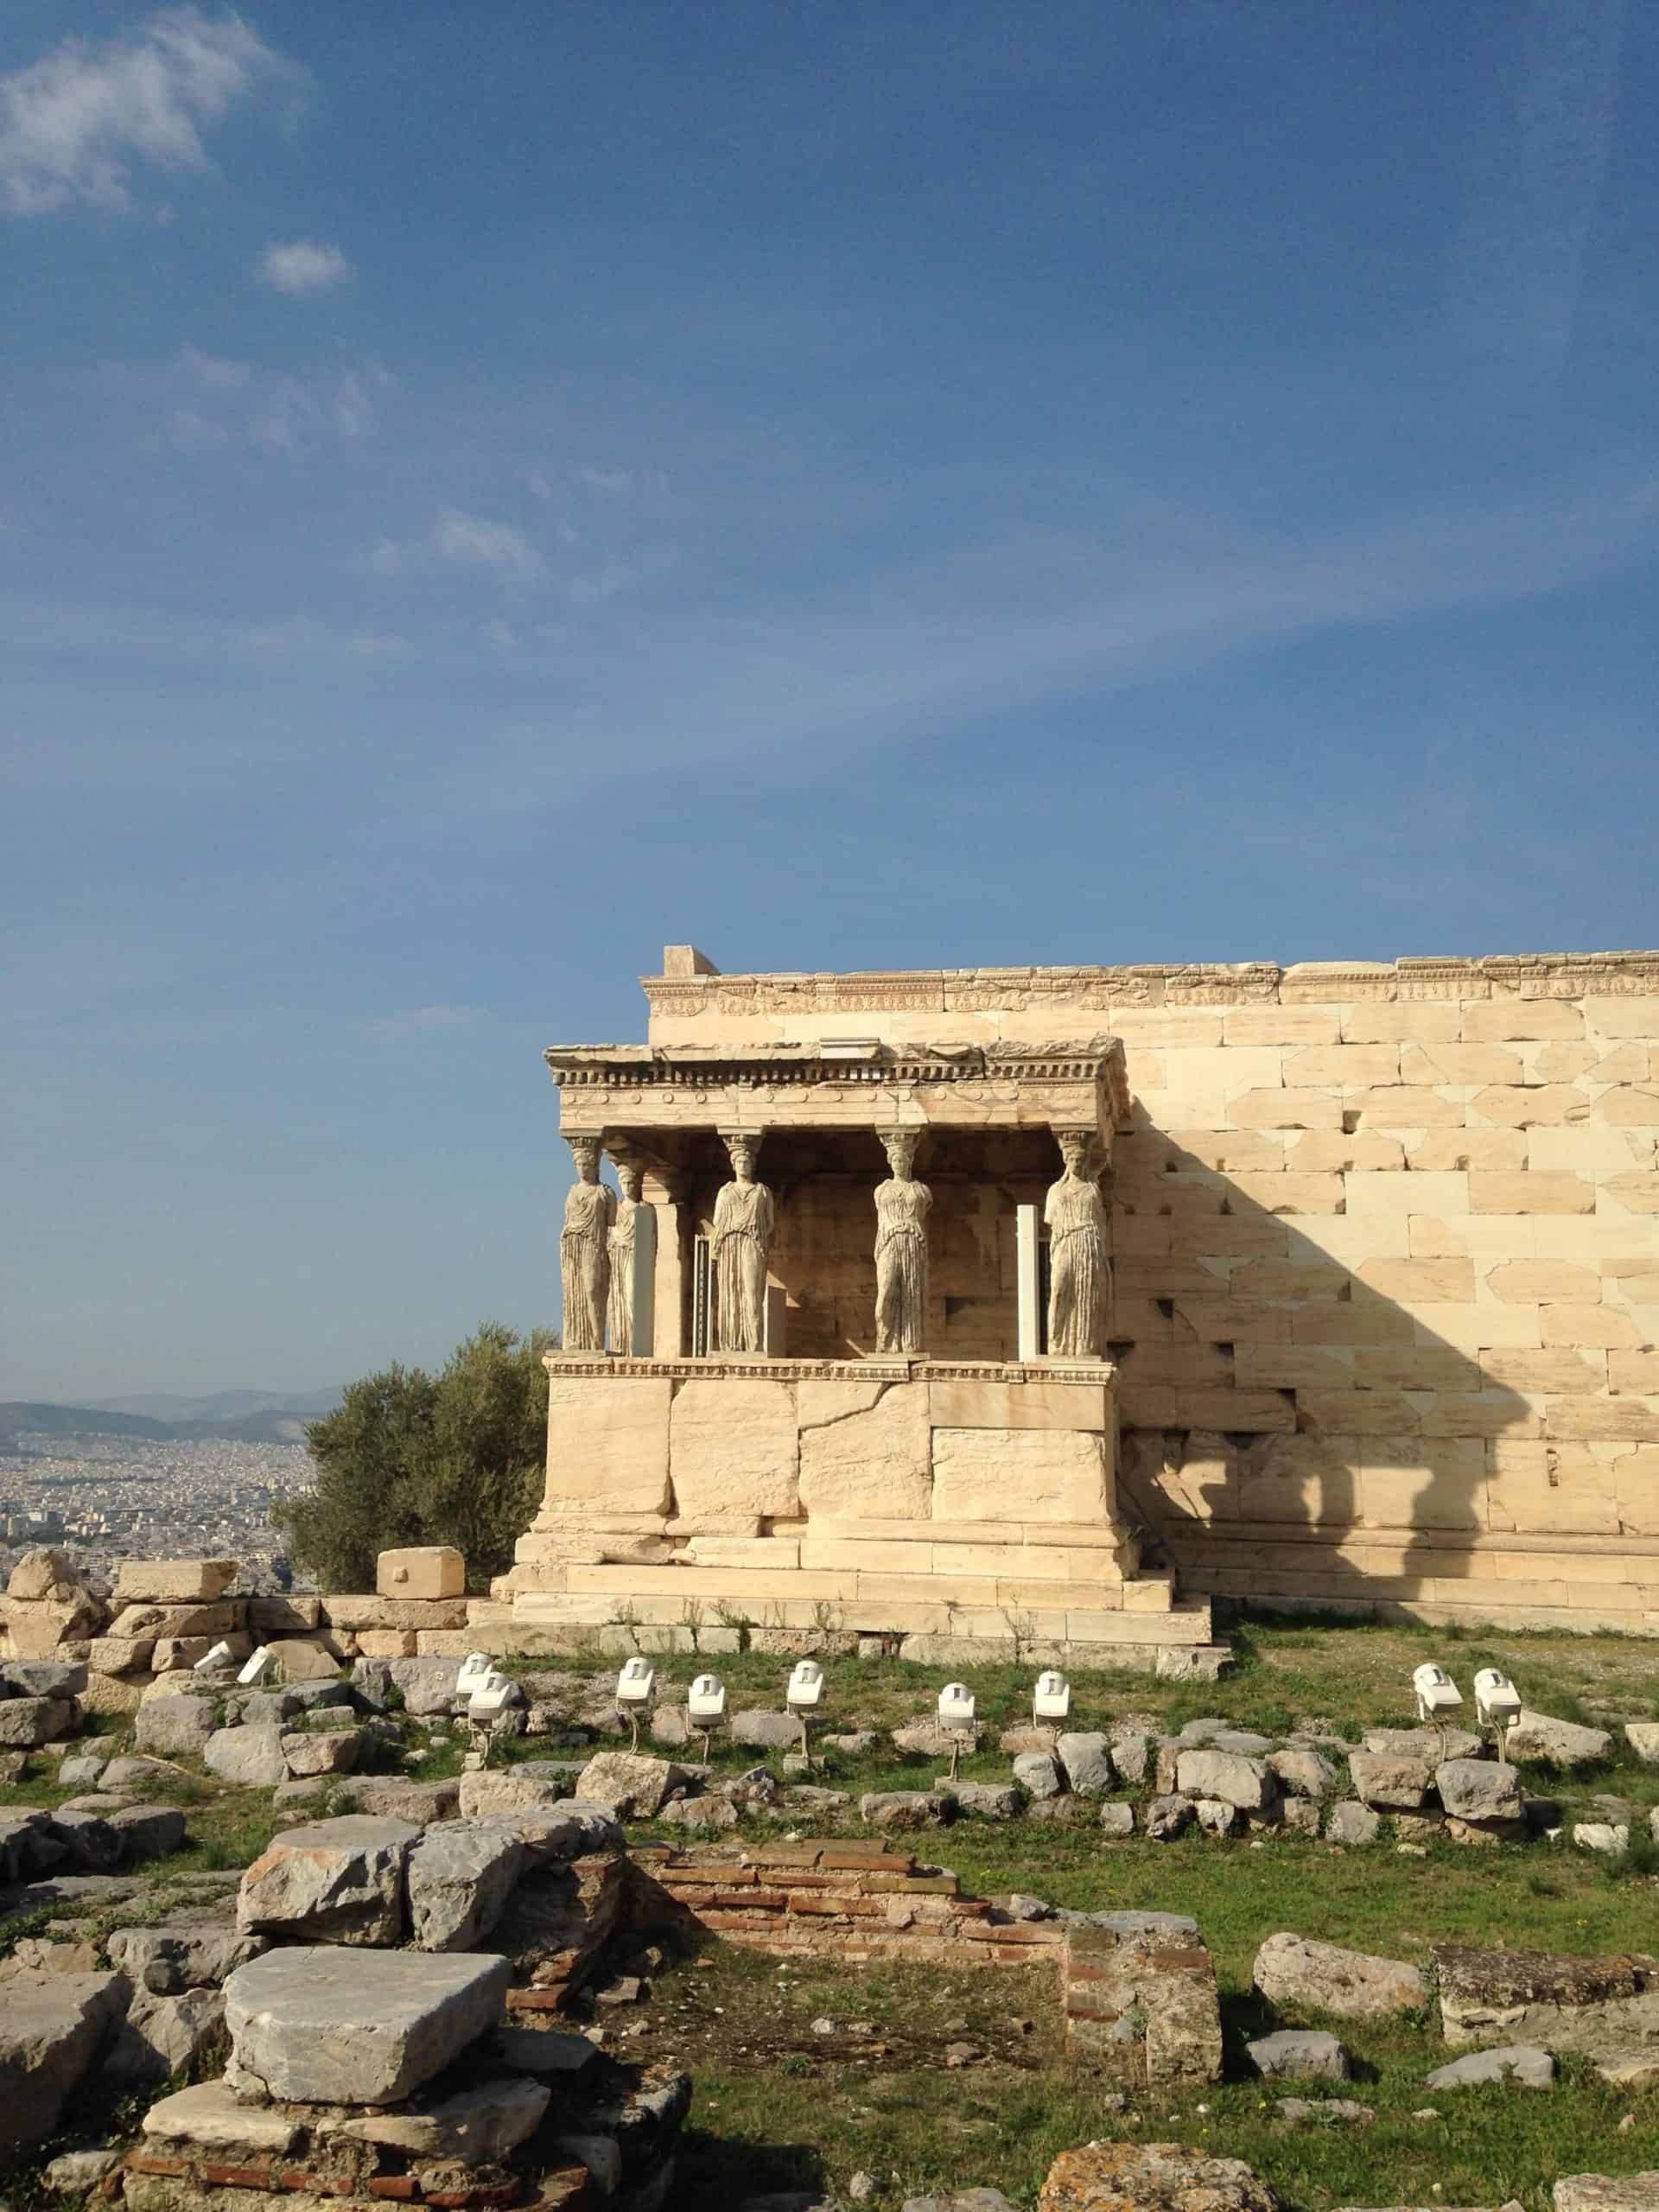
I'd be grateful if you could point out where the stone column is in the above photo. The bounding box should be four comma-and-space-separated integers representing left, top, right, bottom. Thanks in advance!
1016, 1203, 1042, 1361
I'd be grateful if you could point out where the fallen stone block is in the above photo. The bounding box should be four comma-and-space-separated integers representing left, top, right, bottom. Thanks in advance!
224, 1943, 511, 2103
1575, 1822, 1630, 1854
1038, 2144, 1274, 2212
237, 1812, 418, 1945
731, 1708, 802, 1750
1348, 1751, 1433, 1811
405, 1820, 531, 1950
204, 1723, 290, 1787
1554, 2179, 1659, 2212
0, 1809, 67, 1882
107, 1908, 266, 1993
1435, 1759, 1524, 1823
3, 1659, 88, 1698
5, 1548, 91, 1602
940, 1779, 1022, 1821
0, 1969, 130, 2150
0, 1696, 78, 1749
1014, 1751, 1065, 1800
574, 1749, 696, 1817
49, 1807, 124, 1873
456, 1768, 574, 1820
1434, 1944, 1659, 2054
1363, 1726, 1481, 1763
352, 1654, 464, 1714
1268, 1748, 1337, 1800
107, 1986, 226, 2088
1178, 1749, 1275, 1811
1099, 1802, 1136, 1838
133, 1694, 217, 1756
263, 1637, 344, 1682
1248, 2029, 1350, 2080
1253, 1933, 1427, 2019
105, 1804, 187, 1862
1506, 1711, 1614, 1767
1064, 1921, 1222, 2090
1145, 1794, 1195, 1840
280, 1726, 362, 1777
327, 2074, 550, 2161
893, 1713, 984, 1758
1426, 2045, 1555, 2090
99, 1754, 179, 1790
1624, 1722, 1659, 1765
1278, 2096, 1373, 2127
141, 2078, 301, 2152
1055, 1732, 1115, 1797
861, 1789, 947, 1831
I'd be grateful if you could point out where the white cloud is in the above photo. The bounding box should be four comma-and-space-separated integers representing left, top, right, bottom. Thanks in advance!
432, 511, 543, 581
0, 7, 295, 217
159, 346, 380, 454
259, 238, 352, 296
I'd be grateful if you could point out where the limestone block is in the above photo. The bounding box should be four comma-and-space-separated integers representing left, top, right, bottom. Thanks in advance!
1229, 1089, 1344, 1130
1471, 1173, 1596, 1214
1463, 999, 1584, 1041
139, 2078, 298, 2152
543, 1374, 672, 1516
3, 1548, 88, 1603
1408, 1127, 1529, 1170
322, 1595, 468, 1630
933, 1427, 1109, 1524
236, 1814, 419, 1945
356, 1627, 419, 1658
0, 1970, 130, 2150
798, 1380, 931, 1520
377, 1545, 465, 1599
1505, 1710, 1614, 1765
328, 2075, 551, 2160
1599, 1086, 1659, 1126
263, 1637, 343, 1681
1344, 1170, 1468, 1215
1253, 1932, 1426, 2018
112, 1560, 237, 1605
3, 1595, 102, 1656
404, 1821, 530, 1951
133, 1694, 217, 1756
87, 1636, 156, 1675
1487, 1260, 1603, 1302
246, 1595, 322, 1631
1436, 1760, 1523, 1823
204, 1725, 290, 1787
281, 1728, 362, 1778
1548, 1395, 1657, 1440
669, 1379, 799, 1518
927, 1377, 1109, 1430
573, 1750, 695, 1817
1175, 1749, 1276, 1811
225, 1946, 510, 2104
1352, 1086, 1465, 1126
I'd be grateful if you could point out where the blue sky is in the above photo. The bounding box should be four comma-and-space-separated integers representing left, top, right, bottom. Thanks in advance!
3, 1, 1656, 1401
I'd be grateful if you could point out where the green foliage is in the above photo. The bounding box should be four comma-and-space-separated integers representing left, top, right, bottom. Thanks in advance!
273, 1321, 554, 1592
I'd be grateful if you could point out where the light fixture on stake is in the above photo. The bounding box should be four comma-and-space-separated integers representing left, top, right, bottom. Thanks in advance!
615, 1656, 657, 1750
455, 1651, 497, 1699
785, 1658, 824, 1757
467, 1669, 516, 1764
237, 1646, 275, 1688
1473, 1666, 1522, 1751
687, 1671, 728, 1760
193, 1639, 233, 1675
938, 1681, 977, 1783
1412, 1661, 1464, 1760
1033, 1669, 1071, 1737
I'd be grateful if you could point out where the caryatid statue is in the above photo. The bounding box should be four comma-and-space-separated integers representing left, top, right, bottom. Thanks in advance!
559, 1136, 615, 1353
607, 1158, 646, 1356
712, 1132, 774, 1353
1045, 1128, 1109, 1359
873, 1130, 931, 1353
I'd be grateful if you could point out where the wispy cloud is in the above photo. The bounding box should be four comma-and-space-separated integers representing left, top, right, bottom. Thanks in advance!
156, 344, 382, 454
0, 6, 296, 217
259, 238, 353, 296
1448, 0, 1627, 400
373, 511, 544, 582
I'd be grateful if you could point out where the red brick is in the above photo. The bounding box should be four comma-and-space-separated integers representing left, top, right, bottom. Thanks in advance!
819, 1849, 913, 1873
126, 2157, 188, 2178
786, 1894, 854, 1918
201, 2164, 277, 2189
506, 1985, 568, 2012
370, 2182, 421, 2202
712, 1887, 786, 1910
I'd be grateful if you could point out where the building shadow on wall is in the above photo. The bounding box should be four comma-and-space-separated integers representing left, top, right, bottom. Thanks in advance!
1106, 1109, 1537, 1623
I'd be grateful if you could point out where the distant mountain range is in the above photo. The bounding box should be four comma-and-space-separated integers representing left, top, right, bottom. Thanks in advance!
0, 1388, 342, 1450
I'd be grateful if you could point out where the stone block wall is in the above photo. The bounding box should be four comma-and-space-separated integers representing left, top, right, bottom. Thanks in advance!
642, 951, 1659, 1630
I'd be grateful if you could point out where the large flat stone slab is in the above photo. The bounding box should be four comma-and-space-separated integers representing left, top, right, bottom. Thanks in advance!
670, 1378, 799, 1518
0, 1969, 129, 2149
405, 1821, 530, 1951
225, 1945, 511, 2103
1254, 1933, 1426, 2019
237, 1814, 417, 1945
933, 1427, 1108, 1523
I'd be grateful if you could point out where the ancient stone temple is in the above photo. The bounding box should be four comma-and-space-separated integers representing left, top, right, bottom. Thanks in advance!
508, 944, 1659, 1656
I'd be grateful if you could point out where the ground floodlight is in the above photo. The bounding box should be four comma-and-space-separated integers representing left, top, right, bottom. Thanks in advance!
938, 1681, 976, 1727
237, 1646, 275, 1688
614, 1655, 657, 1748
194, 1639, 233, 1675
688, 1673, 728, 1725
688, 1671, 727, 1755
1474, 1667, 1522, 1731
938, 1681, 977, 1781
467, 1670, 514, 1719
456, 1651, 496, 1697
786, 1658, 825, 1753
1033, 1669, 1071, 1726
1412, 1662, 1464, 1724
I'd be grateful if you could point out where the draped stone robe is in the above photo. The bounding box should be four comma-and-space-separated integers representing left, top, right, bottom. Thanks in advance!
1045, 1169, 1108, 1358
560, 1178, 615, 1352
713, 1178, 774, 1353
874, 1174, 931, 1352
